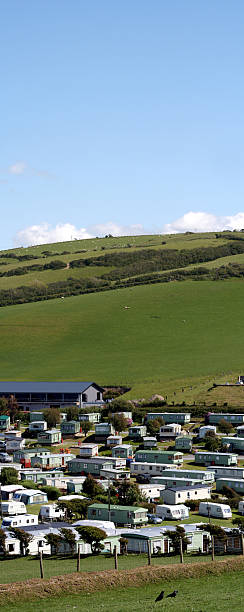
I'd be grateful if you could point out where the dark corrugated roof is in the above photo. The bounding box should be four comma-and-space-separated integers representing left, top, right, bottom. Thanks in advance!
0, 381, 103, 393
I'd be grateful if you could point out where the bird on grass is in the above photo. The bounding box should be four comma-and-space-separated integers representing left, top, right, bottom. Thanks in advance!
166, 590, 178, 598
155, 590, 164, 602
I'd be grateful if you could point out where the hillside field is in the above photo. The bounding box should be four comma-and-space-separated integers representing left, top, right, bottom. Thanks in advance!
0, 278, 244, 401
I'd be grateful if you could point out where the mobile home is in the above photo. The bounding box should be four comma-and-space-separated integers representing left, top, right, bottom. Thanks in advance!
1, 514, 38, 529
216, 478, 244, 495
207, 413, 244, 426
221, 437, 244, 453
37, 429, 62, 445
79, 443, 99, 458
95, 422, 115, 441
60, 420, 81, 436
1, 501, 27, 516
130, 462, 176, 478
146, 413, 191, 425
206, 466, 244, 480
198, 501, 232, 519
88, 503, 148, 526
128, 426, 147, 440
194, 451, 238, 466
175, 436, 193, 452
112, 444, 133, 459
39, 504, 66, 522
162, 484, 211, 505
153, 469, 215, 484
159, 424, 182, 439
135, 450, 183, 465
238, 500, 244, 515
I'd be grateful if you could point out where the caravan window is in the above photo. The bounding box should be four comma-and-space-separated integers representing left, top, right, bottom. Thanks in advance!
8, 544, 14, 552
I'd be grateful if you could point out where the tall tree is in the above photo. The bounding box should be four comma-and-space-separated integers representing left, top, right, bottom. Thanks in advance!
82, 474, 104, 498
0, 529, 7, 555
44, 533, 62, 555
0, 467, 18, 485
117, 481, 144, 506
164, 526, 190, 555
43, 408, 60, 428
59, 528, 76, 554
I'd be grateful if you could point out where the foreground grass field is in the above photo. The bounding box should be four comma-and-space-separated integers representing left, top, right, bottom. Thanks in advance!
0, 568, 243, 611
1, 278, 244, 401
0, 553, 236, 584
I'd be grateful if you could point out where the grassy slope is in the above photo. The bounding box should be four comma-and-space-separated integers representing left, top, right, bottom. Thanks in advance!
0, 279, 244, 400
0, 567, 243, 611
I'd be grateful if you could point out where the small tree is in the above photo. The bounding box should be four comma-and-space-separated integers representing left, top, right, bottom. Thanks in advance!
0, 397, 8, 415
44, 533, 62, 555
79, 420, 92, 436
0, 529, 7, 555
59, 528, 76, 554
164, 526, 190, 555
57, 499, 90, 520
9, 528, 33, 555
147, 418, 164, 436
76, 526, 106, 554
233, 517, 244, 531
205, 435, 221, 452
82, 474, 104, 498
117, 481, 144, 506
112, 413, 128, 433
7, 395, 19, 423
0, 467, 18, 485
43, 408, 60, 428
218, 419, 234, 434
40, 485, 61, 501
65, 406, 79, 421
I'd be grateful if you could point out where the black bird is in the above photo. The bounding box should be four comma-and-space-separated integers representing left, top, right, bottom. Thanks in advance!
155, 590, 164, 602
166, 590, 178, 598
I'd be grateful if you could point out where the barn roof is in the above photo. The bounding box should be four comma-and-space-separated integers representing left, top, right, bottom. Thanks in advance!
0, 381, 103, 393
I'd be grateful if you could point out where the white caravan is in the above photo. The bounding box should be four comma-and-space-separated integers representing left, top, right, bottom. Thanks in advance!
156, 504, 182, 520
39, 504, 66, 521
1, 514, 38, 529
198, 502, 232, 519
1, 501, 27, 516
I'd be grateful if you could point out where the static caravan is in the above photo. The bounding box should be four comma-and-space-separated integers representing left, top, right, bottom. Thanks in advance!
1, 501, 26, 516
143, 437, 157, 449
39, 504, 66, 522
128, 426, 147, 440
156, 504, 182, 520
1, 514, 38, 529
216, 478, 244, 495
78, 412, 101, 423
95, 423, 115, 442
206, 466, 244, 480
135, 450, 183, 465
162, 484, 211, 505
60, 420, 81, 436
221, 437, 244, 452
37, 429, 62, 445
236, 426, 244, 437
112, 444, 133, 459
146, 413, 191, 425
79, 444, 99, 458
159, 424, 182, 439
0, 415, 10, 430
198, 501, 232, 519
175, 436, 193, 452
29, 421, 47, 434
100, 467, 130, 481
130, 462, 176, 477
88, 503, 148, 527
238, 500, 244, 515
155, 469, 215, 484
157, 477, 201, 490
208, 413, 244, 425
194, 451, 238, 466
106, 435, 123, 448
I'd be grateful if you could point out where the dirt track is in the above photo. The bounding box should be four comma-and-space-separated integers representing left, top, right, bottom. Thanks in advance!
1, 557, 244, 604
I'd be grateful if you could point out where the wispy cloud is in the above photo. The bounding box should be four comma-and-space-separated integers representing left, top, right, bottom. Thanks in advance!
8, 161, 26, 175
162, 211, 244, 234
13, 221, 147, 247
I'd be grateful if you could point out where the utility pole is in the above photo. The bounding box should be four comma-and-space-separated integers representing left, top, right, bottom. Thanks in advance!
147, 540, 151, 566
39, 550, 44, 579
179, 537, 184, 563
114, 545, 118, 570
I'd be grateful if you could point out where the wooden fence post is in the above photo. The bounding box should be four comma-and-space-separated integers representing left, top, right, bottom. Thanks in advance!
77, 545, 80, 572
211, 535, 215, 562
39, 550, 44, 579
179, 538, 184, 564
114, 545, 118, 570
147, 540, 151, 566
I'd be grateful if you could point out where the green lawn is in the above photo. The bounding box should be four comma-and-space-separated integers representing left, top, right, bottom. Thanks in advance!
0, 568, 243, 611
0, 552, 237, 584
1, 279, 244, 401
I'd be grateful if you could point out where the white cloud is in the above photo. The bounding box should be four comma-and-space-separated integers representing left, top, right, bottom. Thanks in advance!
14, 223, 93, 247
13, 221, 146, 247
163, 211, 244, 234
8, 161, 26, 175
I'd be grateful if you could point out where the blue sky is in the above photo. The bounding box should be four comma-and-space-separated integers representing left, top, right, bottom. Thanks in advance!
1, 0, 244, 248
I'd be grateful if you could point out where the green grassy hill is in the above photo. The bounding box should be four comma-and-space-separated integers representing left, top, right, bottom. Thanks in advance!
1, 231, 244, 401
1, 276, 244, 401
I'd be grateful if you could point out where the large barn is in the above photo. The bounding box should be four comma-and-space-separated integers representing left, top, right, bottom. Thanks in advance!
0, 381, 104, 411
